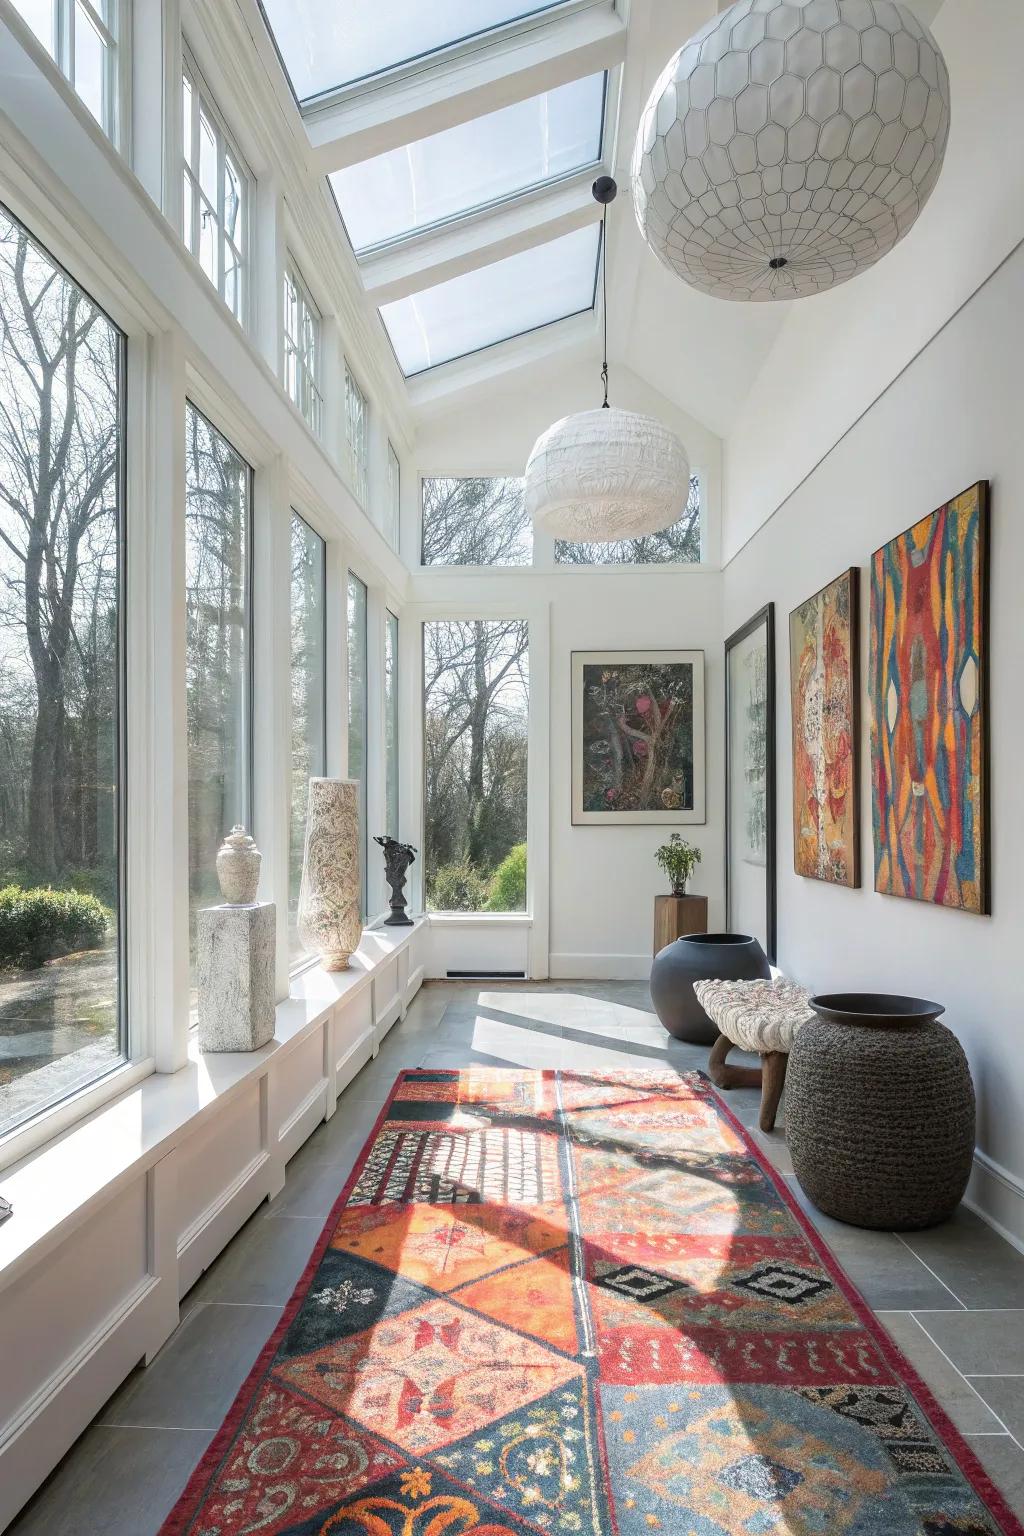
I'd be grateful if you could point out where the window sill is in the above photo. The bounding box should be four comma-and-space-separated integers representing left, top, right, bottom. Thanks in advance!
0, 918, 426, 1290
427, 912, 532, 926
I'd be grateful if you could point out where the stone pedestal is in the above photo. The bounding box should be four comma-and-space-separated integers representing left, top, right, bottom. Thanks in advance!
197, 902, 276, 1053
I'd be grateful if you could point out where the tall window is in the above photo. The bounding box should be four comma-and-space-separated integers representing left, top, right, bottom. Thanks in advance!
289, 515, 326, 962
555, 474, 703, 565
385, 441, 401, 551
12, 0, 125, 144
423, 620, 528, 913
185, 403, 252, 984
0, 206, 126, 1136
385, 611, 399, 841
182, 50, 251, 326
345, 366, 368, 507
421, 477, 532, 566
283, 262, 323, 436
347, 573, 367, 919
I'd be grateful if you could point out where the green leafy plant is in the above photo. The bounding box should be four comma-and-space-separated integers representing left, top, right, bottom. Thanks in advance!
654, 834, 702, 896
486, 844, 527, 913
426, 860, 492, 914
0, 885, 110, 971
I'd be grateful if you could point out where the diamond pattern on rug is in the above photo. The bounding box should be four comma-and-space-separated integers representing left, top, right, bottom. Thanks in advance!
275, 1299, 582, 1457
160, 1067, 1021, 1536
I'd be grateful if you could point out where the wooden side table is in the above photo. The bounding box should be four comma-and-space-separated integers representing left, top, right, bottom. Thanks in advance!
654, 894, 709, 956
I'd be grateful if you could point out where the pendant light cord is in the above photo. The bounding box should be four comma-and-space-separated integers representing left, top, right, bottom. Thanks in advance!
601, 202, 610, 409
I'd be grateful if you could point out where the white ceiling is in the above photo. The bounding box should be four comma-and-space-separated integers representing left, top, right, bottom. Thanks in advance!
259, 0, 950, 445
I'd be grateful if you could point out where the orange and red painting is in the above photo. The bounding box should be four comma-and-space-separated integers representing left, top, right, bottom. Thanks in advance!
870, 483, 989, 914
790, 569, 859, 887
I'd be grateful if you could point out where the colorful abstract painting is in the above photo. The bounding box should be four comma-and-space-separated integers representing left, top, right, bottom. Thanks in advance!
571, 650, 706, 824
790, 568, 860, 887
870, 483, 989, 913
162, 1068, 1023, 1536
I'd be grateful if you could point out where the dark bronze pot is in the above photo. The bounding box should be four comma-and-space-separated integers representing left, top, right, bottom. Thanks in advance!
787, 993, 976, 1230
650, 932, 770, 1044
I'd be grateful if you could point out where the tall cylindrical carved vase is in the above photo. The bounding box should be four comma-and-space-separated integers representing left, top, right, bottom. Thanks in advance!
297, 778, 362, 971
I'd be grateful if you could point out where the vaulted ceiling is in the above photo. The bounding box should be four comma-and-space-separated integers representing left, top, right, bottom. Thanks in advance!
252, 0, 948, 442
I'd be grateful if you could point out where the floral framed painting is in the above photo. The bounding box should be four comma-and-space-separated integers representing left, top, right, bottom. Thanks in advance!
571, 650, 706, 825
790, 567, 860, 888
725, 606, 776, 962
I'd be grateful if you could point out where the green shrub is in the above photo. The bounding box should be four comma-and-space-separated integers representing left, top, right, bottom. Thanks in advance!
427, 860, 491, 913
486, 843, 527, 912
0, 885, 110, 971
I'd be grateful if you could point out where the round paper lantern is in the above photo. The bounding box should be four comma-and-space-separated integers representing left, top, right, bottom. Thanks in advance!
525, 407, 691, 541
632, 0, 951, 301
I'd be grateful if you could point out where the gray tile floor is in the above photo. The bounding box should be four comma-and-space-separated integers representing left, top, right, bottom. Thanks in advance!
8, 980, 1024, 1533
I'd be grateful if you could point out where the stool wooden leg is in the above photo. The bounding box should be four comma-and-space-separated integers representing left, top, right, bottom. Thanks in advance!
759, 1051, 788, 1132
708, 1034, 762, 1090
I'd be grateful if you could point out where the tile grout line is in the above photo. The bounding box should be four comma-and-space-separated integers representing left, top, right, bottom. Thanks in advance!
893, 1232, 967, 1310
907, 1312, 1022, 1448
93, 1421, 216, 1433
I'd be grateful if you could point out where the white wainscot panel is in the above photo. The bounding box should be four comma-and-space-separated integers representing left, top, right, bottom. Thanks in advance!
428, 920, 530, 980
276, 1028, 329, 1164
373, 956, 402, 1044
335, 987, 375, 1092
175, 1080, 266, 1295
0, 1176, 151, 1522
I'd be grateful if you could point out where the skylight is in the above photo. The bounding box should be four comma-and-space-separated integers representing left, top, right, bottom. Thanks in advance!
380, 222, 600, 376
331, 74, 605, 252
260, 0, 572, 102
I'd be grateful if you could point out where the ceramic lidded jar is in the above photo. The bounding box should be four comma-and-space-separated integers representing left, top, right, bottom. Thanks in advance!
297, 778, 362, 970
215, 825, 262, 905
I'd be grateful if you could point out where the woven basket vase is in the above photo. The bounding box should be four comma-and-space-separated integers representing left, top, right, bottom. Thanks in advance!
785, 995, 976, 1231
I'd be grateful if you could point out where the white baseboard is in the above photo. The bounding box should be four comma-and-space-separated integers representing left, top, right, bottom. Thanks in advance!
548, 953, 652, 981
965, 1147, 1024, 1255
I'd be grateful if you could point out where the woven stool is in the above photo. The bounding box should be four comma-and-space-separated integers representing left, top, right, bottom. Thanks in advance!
693, 976, 814, 1132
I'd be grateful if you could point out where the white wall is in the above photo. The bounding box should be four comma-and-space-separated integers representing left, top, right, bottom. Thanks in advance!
413, 353, 726, 978
723, 0, 1024, 563
722, 239, 1024, 1248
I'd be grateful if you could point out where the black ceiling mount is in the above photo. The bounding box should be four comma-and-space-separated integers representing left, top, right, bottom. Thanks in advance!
769, 255, 789, 270
592, 175, 618, 206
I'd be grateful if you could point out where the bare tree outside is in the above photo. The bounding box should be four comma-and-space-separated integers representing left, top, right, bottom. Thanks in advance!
423, 619, 528, 912
0, 205, 125, 1127
184, 402, 251, 979
555, 473, 702, 564
289, 513, 326, 960
422, 477, 532, 566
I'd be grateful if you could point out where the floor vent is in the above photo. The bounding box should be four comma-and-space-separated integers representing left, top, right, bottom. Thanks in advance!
446, 970, 527, 980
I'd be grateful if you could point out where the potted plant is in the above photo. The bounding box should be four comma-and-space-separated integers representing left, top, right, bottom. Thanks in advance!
655, 833, 702, 896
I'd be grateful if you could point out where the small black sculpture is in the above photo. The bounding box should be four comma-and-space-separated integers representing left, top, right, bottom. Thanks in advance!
374, 836, 417, 926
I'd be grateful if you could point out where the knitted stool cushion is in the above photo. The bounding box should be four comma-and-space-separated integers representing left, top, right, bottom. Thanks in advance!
694, 976, 813, 1054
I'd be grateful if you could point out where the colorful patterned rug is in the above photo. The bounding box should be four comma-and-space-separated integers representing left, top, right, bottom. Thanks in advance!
161, 1069, 1022, 1535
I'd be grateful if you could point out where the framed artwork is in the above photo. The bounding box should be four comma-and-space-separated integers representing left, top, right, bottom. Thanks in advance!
870, 481, 989, 914
725, 606, 776, 961
571, 650, 706, 825
789, 567, 860, 887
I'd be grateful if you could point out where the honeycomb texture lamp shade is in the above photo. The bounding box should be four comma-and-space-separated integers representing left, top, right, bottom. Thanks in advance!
525, 407, 691, 540
631, 0, 951, 301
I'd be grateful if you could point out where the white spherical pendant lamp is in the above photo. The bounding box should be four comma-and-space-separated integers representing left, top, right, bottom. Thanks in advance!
632, 0, 951, 301
526, 177, 690, 541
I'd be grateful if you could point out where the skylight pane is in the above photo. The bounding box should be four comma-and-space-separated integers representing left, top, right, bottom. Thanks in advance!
331, 74, 604, 252
261, 0, 569, 101
380, 223, 599, 376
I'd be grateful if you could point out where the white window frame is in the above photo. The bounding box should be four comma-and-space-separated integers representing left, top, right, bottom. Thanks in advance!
345, 363, 368, 507
283, 259, 324, 437
181, 44, 252, 328
385, 440, 401, 552
17, 0, 130, 147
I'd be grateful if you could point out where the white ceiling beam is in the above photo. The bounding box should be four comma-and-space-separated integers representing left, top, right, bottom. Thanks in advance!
305, 3, 627, 171
406, 310, 597, 410
360, 170, 606, 305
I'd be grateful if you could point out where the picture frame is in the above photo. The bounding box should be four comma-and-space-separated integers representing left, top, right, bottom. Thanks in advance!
725, 606, 776, 962
571, 649, 706, 826
789, 567, 860, 888
869, 481, 990, 914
